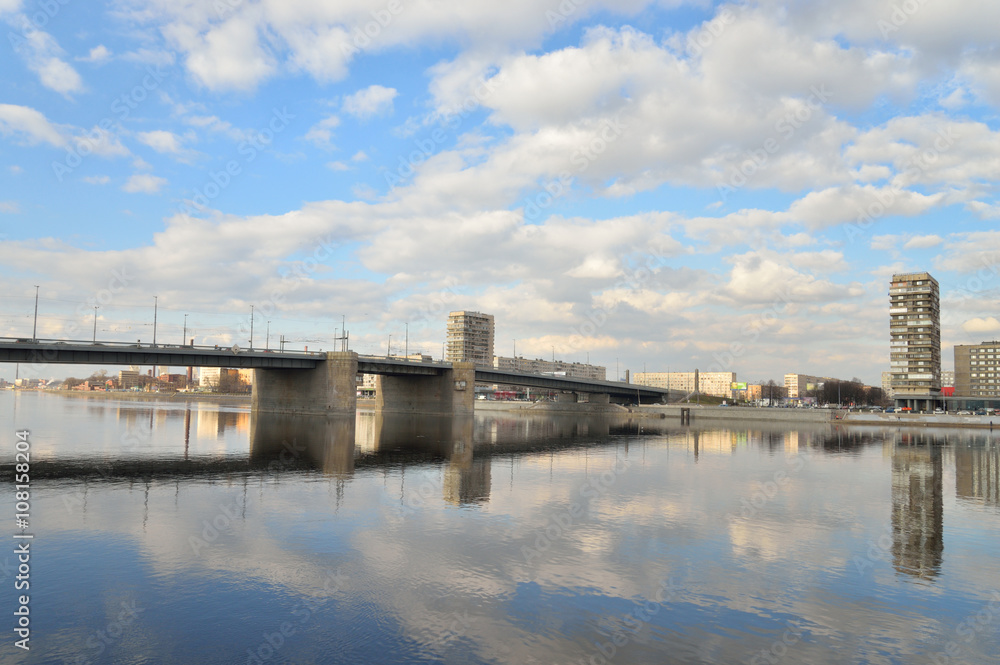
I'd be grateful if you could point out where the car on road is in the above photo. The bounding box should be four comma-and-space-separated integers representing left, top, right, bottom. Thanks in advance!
957, 410, 972, 415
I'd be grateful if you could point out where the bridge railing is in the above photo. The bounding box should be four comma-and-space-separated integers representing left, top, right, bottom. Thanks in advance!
0, 337, 326, 356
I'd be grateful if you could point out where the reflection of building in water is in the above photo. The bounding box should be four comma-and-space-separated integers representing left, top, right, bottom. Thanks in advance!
442, 420, 490, 505
891, 442, 943, 579
955, 444, 999, 507
196, 408, 249, 439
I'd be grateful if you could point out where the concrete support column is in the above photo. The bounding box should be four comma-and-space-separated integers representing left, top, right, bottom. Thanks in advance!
588, 393, 610, 404
252, 351, 358, 416
376, 361, 476, 416
554, 392, 579, 403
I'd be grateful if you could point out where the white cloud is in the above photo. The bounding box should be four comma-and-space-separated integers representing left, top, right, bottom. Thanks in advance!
82, 175, 111, 185
304, 115, 340, 147
77, 44, 112, 63
902, 234, 942, 250
122, 174, 167, 194
0, 201, 19, 213
0, 104, 67, 147
137, 130, 184, 154
962, 317, 1000, 334
342, 85, 398, 119
9, 165, 22, 174
326, 161, 350, 171
9, 24, 84, 94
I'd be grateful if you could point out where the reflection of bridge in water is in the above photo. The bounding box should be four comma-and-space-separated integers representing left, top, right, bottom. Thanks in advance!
14, 410, 1000, 572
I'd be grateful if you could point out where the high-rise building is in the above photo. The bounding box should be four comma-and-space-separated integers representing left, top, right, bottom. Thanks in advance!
446, 311, 494, 368
889, 272, 941, 406
882, 371, 894, 398
954, 342, 1000, 397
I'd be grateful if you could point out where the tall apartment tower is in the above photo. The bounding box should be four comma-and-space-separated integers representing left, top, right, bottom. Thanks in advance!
889, 272, 941, 406
446, 311, 494, 368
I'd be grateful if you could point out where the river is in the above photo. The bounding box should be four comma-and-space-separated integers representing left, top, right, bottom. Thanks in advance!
2, 390, 999, 664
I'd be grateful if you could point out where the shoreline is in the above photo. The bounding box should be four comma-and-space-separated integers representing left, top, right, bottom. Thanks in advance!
17, 391, 999, 430
22, 389, 251, 404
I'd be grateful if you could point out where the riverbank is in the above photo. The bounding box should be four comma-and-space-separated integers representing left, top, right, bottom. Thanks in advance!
29, 389, 251, 405
635, 404, 1000, 429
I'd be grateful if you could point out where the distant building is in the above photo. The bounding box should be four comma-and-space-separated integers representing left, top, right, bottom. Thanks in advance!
954, 342, 1000, 398
941, 370, 955, 388
359, 354, 433, 395
633, 371, 736, 398
199, 367, 222, 389
889, 272, 941, 407
493, 356, 606, 381
446, 311, 494, 368
118, 368, 142, 390
784, 373, 827, 400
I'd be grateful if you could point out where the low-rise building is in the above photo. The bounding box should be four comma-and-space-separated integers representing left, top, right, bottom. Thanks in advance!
954, 342, 1000, 397
493, 356, 606, 381
633, 371, 736, 398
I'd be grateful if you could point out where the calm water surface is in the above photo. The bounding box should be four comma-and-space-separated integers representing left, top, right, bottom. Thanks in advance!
2, 391, 999, 664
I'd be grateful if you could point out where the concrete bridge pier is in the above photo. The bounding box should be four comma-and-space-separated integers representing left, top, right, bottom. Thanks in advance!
376, 361, 476, 416
252, 351, 358, 416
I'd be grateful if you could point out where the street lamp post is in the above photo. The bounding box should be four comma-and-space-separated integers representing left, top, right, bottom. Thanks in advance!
405, 322, 408, 358
249, 305, 254, 350
265, 320, 270, 351
152, 296, 158, 346
183, 314, 187, 345
387, 334, 392, 358
32, 285, 39, 341
92, 306, 98, 343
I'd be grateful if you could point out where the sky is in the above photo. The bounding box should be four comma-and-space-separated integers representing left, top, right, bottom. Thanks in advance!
1, 0, 999, 385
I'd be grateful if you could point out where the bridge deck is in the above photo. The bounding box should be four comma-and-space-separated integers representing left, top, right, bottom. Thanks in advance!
0, 340, 671, 400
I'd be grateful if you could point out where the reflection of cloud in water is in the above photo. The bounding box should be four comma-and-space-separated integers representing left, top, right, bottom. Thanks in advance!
14, 393, 1000, 664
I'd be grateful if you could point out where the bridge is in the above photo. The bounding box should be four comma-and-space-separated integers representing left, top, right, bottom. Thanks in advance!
0, 339, 672, 416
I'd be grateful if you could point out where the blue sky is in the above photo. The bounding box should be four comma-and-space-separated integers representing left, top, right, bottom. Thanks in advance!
2, 0, 999, 384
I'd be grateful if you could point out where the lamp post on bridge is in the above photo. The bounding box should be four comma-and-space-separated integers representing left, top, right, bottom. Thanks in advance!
152, 296, 158, 346
183, 314, 187, 346
92, 306, 98, 343
387, 334, 392, 358
32, 285, 39, 342
249, 305, 254, 350
265, 320, 270, 351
